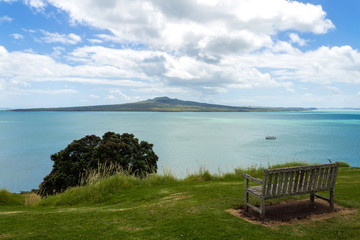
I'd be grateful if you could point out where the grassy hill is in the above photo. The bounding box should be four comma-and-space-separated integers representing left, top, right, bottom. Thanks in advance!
1, 162, 359, 239
12, 97, 316, 112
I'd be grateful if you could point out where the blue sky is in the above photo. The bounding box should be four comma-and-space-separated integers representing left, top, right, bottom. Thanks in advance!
1, 0, 360, 108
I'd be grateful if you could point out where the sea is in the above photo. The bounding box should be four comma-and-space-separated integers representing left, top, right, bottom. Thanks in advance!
0, 110, 359, 193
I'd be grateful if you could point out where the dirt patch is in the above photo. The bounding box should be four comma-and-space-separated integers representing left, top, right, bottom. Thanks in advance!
163, 192, 193, 201
0, 234, 10, 238
226, 199, 357, 227
119, 226, 148, 232
0, 211, 24, 215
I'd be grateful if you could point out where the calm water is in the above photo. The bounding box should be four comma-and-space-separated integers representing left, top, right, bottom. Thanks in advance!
1, 110, 359, 192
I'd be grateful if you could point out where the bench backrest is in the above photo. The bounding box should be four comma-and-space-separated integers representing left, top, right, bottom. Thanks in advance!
262, 163, 339, 198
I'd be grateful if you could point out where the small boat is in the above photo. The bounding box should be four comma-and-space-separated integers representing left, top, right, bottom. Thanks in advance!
265, 136, 276, 140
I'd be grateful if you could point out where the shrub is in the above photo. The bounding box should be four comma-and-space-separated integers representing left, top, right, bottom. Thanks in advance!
39, 132, 158, 196
338, 161, 350, 167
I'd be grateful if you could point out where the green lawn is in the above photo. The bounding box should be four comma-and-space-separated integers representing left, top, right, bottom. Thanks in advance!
1, 166, 359, 239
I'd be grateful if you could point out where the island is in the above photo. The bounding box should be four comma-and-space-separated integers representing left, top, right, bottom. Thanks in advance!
11, 97, 316, 112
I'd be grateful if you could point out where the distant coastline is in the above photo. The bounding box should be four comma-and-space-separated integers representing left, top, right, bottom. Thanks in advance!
10, 96, 316, 112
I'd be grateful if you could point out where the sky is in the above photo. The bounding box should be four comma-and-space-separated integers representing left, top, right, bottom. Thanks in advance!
1, 0, 360, 109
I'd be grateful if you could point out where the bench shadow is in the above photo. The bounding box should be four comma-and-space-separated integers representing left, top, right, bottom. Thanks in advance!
227, 199, 356, 226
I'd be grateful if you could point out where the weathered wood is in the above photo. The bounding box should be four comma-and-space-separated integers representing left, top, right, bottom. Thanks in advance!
241, 173, 263, 184
242, 162, 339, 218
282, 172, 289, 194
288, 171, 294, 194
244, 177, 249, 212
266, 175, 272, 196
272, 173, 278, 196
304, 169, 309, 191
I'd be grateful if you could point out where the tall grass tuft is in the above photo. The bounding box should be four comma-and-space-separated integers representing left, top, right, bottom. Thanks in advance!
37, 164, 177, 206
37, 174, 141, 206
269, 161, 309, 169
0, 189, 23, 206
23, 193, 41, 206
79, 162, 126, 186
184, 166, 213, 181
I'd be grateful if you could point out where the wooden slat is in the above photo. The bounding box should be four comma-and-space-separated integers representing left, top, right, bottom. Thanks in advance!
311, 168, 319, 190
330, 165, 339, 187
277, 172, 284, 195
303, 169, 309, 191
328, 167, 334, 188
266, 174, 272, 196
307, 169, 315, 191
298, 170, 305, 191
265, 163, 338, 174
322, 168, 329, 188
293, 170, 300, 192
282, 172, 289, 194
316, 168, 325, 188
288, 171, 294, 194
272, 173, 278, 196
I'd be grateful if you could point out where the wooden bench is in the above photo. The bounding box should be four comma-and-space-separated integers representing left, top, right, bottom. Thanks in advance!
242, 162, 339, 218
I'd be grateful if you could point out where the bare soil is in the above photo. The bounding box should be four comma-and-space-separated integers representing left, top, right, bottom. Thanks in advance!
226, 199, 357, 227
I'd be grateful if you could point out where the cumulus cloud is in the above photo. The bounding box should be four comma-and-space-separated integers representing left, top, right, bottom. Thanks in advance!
11, 33, 24, 39
24, 0, 47, 10
2, 40, 360, 99
47, 0, 334, 56
40, 31, 81, 45
241, 45, 360, 85
0, 15, 12, 23
289, 33, 307, 46
26, 88, 78, 94
325, 86, 342, 95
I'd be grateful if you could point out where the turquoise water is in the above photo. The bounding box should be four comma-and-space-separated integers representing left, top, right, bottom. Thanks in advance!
0, 110, 359, 192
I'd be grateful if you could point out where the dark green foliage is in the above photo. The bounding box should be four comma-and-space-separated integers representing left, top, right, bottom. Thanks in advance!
38, 132, 158, 196
338, 161, 350, 167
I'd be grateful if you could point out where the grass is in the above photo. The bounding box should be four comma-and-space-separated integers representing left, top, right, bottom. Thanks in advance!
1, 162, 359, 239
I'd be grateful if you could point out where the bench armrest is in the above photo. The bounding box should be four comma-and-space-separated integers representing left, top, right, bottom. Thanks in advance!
241, 173, 263, 184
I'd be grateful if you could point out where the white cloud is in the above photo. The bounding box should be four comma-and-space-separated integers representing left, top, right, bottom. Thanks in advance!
2, 41, 360, 100
105, 95, 115, 100
47, 0, 334, 56
0, 15, 12, 23
87, 38, 103, 44
24, 0, 47, 11
108, 89, 134, 101
289, 33, 307, 46
40, 31, 81, 45
89, 94, 99, 99
51, 46, 65, 57
241, 45, 360, 85
325, 86, 342, 95
26, 89, 78, 94
11, 33, 24, 39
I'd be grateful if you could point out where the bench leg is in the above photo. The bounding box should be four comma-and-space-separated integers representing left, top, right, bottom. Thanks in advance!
244, 191, 249, 212
310, 192, 315, 203
244, 178, 249, 212
329, 188, 334, 209
260, 198, 265, 219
